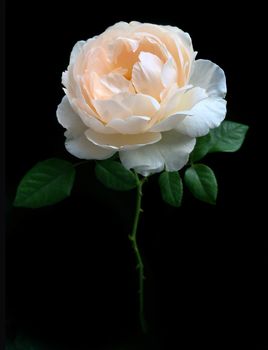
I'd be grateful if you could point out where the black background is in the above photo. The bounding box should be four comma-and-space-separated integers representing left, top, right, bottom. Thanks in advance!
5, 1, 266, 349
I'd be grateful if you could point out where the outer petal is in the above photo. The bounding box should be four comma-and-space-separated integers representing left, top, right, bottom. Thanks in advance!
160, 24, 193, 50
119, 130, 196, 176
158, 131, 196, 172
154, 86, 208, 126
70, 40, 86, 64
56, 96, 85, 138
190, 59, 227, 98
66, 134, 115, 160
176, 97, 227, 137
65, 93, 116, 134
85, 128, 161, 150
56, 97, 115, 160
149, 113, 186, 132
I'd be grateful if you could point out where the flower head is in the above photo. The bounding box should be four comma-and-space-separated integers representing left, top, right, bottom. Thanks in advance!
57, 21, 226, 176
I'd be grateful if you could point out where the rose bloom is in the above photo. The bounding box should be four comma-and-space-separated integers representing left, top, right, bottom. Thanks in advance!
57, 21, 226, 176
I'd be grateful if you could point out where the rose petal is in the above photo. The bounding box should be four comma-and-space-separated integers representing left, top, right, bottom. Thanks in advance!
85, 128, 161, 150
70, 40, 86, 64
190, 59, 227, 98
63, 65, 99, 119
176, 97, 227, 137
157, 131, 196, 172
107, 115, 150, 134
56, 96, 85, 138
156, 86, 208, 122
161, 57, 178, 88
92, 96, 132, 122
120, 146, 165, 176
119, 130, 196, 176
66, 95, 116, 134
173, 86, 208, 111
66, 134, 115, 160
131, 23, 194, 86
132, 51, 164, 100
100, 70, 135, 96
92, 93, 160, 123
89, 69, 134, 100
121, 93, 160, 116
57, 96, 115, 160
149, 113, 186, 132
162, 25, 193, 49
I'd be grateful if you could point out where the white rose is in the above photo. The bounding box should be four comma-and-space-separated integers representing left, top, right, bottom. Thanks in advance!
57, 21, 226, 176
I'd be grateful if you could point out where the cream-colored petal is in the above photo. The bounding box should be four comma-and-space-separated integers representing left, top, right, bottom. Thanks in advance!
149, 113, 186, 132
92, 92, 160, 123
56, 96, 85, 138
113, 33, 169, 79
132, 51, 164, 100
157, 131, 196, 172
157, 86, 208, 122
121, 93, 160, 116
63, 64, 98, 118
189, 59, 227, 98
131, 23, 194, 86
108, 37, 139, 63
57, 96, 115, 160
89, 70, 134, 100
174, 87, 208, 111
120, 146, 165, 177
161, 25, 193, 54
66, 95, 116, 134
161, 57, 178, 88
107, 116, 150, 134
66, 134, 115, 160
70, 41, 86, 64
176, 97, 227, 137
85, 128, 161, 150
119, 130, 195, 176
100, 70, 135, 96
92, 96, 132, 123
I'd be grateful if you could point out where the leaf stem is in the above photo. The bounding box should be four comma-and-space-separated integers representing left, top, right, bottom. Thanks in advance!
73, 160, 90, 168
129, 174, 147, 333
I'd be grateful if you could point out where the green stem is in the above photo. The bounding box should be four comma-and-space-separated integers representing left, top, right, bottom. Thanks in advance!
73, 160, 89, 168
129, 174, 147, 333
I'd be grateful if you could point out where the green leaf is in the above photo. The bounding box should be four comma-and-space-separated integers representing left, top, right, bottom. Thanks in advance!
14, 158, 76, 208
190, 133, 211, 162
209, 121, 249, 153
190, 121, 249, 162
95, 160, 137, 191
184, 164, 218, 204
159, 171, 183, 207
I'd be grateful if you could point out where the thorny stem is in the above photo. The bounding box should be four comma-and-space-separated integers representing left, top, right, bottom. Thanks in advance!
129, 174, 147, 333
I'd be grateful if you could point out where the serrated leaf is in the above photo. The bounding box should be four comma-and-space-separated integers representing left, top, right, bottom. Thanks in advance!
159, 171, 183, 207
95, 160, 137, 191
184, 164, 217, 204
14, 158, 75, 208
190, 133, 211, 162
209, 121, 249, 153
